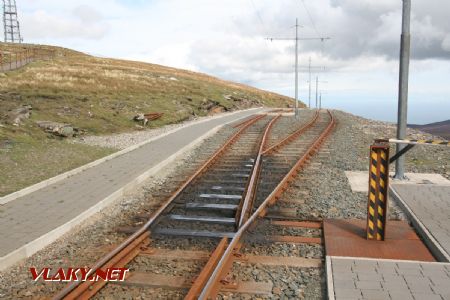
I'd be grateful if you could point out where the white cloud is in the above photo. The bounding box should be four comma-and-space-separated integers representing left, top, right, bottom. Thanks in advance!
9, 0, 450, 123
442, 35, 450, 52
21, 5, 109, 40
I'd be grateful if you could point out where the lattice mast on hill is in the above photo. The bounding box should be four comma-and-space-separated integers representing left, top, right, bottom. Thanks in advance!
3, 0, 23, 43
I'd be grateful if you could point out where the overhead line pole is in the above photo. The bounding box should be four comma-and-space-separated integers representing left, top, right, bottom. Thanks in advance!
319, 92, 322, 109
315, 76, 328, 109
302, 60, 324, 109
315, 76, 318, 108
308, 57, 312, 108
394, 0, 411, 180
295, 18, 299, 118
267, 19, 330, 118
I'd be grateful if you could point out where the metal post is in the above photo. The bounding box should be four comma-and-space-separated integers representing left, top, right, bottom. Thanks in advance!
266, 23, 329, 115
308, 57, 312, 108
394, 0, 411, 180
315, 76, 318, 108
319, 92, 322, 110
367, 143, 390, 241
294, 18, 299, 118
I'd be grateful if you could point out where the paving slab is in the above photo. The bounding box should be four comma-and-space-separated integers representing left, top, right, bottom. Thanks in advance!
345, 171, 450, 193
390, 183, 450, 262
0, 108, 263, 270
328, 256, 450, 300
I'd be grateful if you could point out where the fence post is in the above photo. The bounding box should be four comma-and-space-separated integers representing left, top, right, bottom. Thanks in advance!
367, 143, 390, 241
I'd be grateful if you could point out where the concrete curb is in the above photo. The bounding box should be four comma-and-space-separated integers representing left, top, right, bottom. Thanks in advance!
326, 256, 335, 300
0, 107, 261, 205
328, 255, 450, 265
390, 186, 450, 262
0, 109, 261, 271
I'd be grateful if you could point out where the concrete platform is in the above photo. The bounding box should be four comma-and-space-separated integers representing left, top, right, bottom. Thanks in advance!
344, 171, 450, 262
0, 108, 263, 271
324, 219, 435, 262
329, 173, 450, 299
327, 256, 450, 300
391, 183, 450, 262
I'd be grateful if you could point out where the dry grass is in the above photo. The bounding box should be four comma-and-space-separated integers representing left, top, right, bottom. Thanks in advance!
0, 42, 300, 196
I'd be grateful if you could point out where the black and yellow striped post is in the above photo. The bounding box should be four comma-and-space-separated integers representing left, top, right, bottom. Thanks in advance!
367, 143, 390, 241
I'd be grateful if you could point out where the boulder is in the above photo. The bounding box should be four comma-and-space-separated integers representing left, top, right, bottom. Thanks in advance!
7, 105, 32, 126
36, 121, 77, 137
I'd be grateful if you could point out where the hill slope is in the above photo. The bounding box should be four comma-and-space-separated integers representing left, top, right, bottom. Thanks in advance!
0, 43, 297, 133
409, 120, 450, 140
0, 43, 300, 196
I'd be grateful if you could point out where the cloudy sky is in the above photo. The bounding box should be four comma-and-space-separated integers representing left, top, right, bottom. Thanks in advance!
12, 0, 450, 124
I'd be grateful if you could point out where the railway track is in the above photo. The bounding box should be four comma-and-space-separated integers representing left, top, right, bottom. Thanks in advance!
54, 109, 335, 300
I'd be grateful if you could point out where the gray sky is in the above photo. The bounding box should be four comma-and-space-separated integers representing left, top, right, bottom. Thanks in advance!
12, 0, 450, 124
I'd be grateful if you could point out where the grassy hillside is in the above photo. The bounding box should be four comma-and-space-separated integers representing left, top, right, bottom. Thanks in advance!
1, 43, 296, 133
409, 120, 450, 140
0, 43, 300, 196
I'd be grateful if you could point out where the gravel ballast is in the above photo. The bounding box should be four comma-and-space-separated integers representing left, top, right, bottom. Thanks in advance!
1, 109, 448, 299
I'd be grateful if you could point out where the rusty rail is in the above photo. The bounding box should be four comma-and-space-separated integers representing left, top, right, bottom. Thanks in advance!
197, 110, 336, 299
143, 112, 164, 121
268, 108, 294, 113
184, 237, 228, 300
185, 114, 280, 299
236, 114, 281, 228
262, 110, 319, 155
232, 114, 264, 128
53, 113, 266, 300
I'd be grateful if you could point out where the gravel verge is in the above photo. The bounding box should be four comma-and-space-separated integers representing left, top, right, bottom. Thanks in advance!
0, 121, 236, 299
233, 110, 448, 299
72, 111, 253, 150
1, 109, 447, 299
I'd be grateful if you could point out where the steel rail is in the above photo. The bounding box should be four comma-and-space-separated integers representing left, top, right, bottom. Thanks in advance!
184, 238, 228, 300
237, 114, 281, 227
193, 110, 322, 298
262, 110, 320, 155
184, 114, 280, 300
53, 113, 267, 300
232, 114, 264, 128
268, 108, 294, 113
198, 110, 336, 299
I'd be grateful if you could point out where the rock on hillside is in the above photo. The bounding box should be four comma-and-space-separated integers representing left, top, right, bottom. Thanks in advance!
0, 42, 300, 136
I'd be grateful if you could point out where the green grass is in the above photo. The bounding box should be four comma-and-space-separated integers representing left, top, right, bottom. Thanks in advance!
0, 42, 302, 196
0, 124, 115, 196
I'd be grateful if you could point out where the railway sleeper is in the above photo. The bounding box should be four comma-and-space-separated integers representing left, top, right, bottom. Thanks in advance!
153, 228, 235, 239
199, 193, 242, 200
185, 203, 238, 211
181, 187, 246, 195
167, 214, 236, 225
110, 273, 273, 296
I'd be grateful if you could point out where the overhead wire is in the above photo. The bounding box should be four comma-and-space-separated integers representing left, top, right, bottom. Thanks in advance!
299, 0, 330, 96
249, 0, 269, 37
299, 0, 321, 38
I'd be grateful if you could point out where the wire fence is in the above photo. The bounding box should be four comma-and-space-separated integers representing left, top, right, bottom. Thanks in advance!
0, 48, 56, 72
